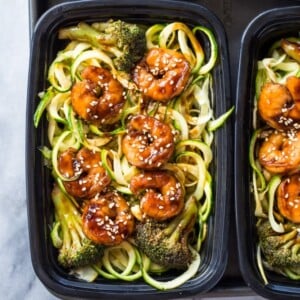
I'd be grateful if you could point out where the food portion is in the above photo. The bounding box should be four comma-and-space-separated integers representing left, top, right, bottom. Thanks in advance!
122, 115, 175, 169
133, 47, 191, 101
71, 66, 125, 125
250, 38, 300, 282
50, 185, 105, 269
135, 196, 197, 270
34, 19, 231, 289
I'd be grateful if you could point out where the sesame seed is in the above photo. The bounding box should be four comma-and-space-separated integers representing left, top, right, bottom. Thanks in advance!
89, 207, 97, 213
109, 202, 115, 208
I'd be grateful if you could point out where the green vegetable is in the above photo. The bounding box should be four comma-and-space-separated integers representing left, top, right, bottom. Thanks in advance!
59, 20, 146, 72
141, 246, 200, 290
50, 185, 104, 269
257, 220, 300, 270
267, 176, 284, 233
134, 197, 198, 269
249, 129, 266, 191
193, 25, 218, 75
207, 105, 234, 132
33, 88, 55, 128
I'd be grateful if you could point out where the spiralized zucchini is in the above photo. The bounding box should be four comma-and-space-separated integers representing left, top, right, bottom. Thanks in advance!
250, 37, 300, 283
34, 19, 232, 290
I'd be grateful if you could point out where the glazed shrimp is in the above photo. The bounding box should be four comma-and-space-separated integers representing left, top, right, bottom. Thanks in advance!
71, 66, 125, 125
82, 192, 135, 246
286, 76, 300, 110
281, 39, 300, 63
133, 48, 191, 102
277, 173, 300, 223
58, 147, 111, 198
258, 77, 300, 130
122, 114, 175, 169
130, 171, 184, 221
258, 130, 300, 174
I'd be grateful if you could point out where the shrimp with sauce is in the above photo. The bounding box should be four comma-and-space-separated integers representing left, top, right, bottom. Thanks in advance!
71, 66, 125, 125
258, 129, 300, 174
58, 147, 111, 198
281, 39, 300, 63
130, 171, 184, 221
122, 114, 175, 169
133, 48, 191, 102
82, 192, 135, 246
258, 76, 300, 130
277, 173, 300, 223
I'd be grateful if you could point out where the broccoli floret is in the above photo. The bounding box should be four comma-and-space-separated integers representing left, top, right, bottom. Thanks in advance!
50, 185, 104, 269
59, 20, 146, 72
257, 220, 300, 268
134, 197, 198, 270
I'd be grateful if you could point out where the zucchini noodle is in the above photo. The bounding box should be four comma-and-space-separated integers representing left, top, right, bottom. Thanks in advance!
250, 37, 300, 283
34, 19, 232, 290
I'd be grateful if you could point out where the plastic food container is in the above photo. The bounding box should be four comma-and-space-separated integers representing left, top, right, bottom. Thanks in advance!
235, 6, 300, 299
26, 0, 232, 298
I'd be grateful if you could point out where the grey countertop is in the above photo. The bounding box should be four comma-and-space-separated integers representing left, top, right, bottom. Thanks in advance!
0, 0, 53, 299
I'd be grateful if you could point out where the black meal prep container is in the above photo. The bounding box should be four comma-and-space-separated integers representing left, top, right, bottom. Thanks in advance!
26, 0, 232, 298
235, 6, 300, 300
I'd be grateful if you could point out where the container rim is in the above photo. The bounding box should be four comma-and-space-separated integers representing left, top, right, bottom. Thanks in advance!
26, 0, 232, 298
235, 5, 300, 299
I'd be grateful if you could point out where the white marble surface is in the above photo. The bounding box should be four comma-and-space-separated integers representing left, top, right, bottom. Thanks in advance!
0, 0, 54, 299
0, 1, 266, 299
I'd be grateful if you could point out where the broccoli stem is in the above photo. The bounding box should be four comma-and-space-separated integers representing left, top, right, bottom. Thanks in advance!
280, 230, 298, 246
52, 186, 82, 251
58, 20, 146, 73
59, 214, 71, 250
67, 214, 82, 248
50, 221, 63, 248
166, 197, 198, 244
51, 186, 104, 269
59, 22, 102, 48
292, 243, 300, 256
